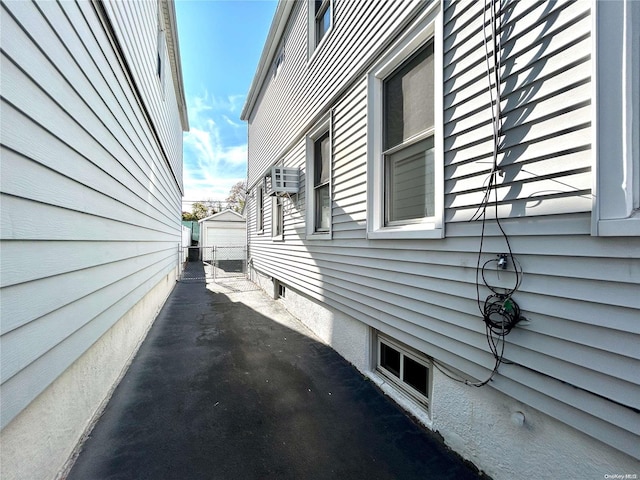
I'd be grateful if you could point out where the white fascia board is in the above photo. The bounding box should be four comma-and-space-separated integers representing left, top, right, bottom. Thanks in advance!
162, 0, 189, 130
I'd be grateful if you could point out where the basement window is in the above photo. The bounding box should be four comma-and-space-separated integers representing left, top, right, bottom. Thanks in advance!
377, 335, 431, 405
274, 280, 286, 299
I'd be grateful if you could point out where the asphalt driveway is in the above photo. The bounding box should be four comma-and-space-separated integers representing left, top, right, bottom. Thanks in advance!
67, 264, 485, 480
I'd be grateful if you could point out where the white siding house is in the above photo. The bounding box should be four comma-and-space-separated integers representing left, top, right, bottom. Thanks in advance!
241, 1, 640, 478
0, 1, 188, 479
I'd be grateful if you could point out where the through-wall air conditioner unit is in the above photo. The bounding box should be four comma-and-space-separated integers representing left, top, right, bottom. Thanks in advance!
268, 166, 299, 196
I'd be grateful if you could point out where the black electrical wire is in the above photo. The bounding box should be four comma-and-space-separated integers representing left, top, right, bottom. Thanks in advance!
436, 0, 524, 389
481, 258, 521, 296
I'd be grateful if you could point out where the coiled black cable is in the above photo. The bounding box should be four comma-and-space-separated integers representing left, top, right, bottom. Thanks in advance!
483, 293, 522, 336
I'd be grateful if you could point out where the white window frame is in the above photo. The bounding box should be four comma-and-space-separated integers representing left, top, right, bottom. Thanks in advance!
376, 334, 431, 407
366, 3, 444, 240
271, 195, 284, 241
156, 3, 166, 97
306, 113, 332, 240
256, 183, 264, 234
592, 0, 640, 236
272, 44, 285, 80
307, 0, 333, 60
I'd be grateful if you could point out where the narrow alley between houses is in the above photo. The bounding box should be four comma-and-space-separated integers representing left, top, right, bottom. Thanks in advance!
66, 263, 484, 480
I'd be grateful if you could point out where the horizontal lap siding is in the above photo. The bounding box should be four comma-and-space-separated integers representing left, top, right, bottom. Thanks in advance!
103, 0, 184, 191
444, 0, 593, 221
247, 0, 423, 187
446, 0, 638, 455
246, 0, 640, 459
0, 1, 182, 428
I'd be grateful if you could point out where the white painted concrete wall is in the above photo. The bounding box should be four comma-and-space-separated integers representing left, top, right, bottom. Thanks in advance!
250, 267, 370, 373
431, 369, 640, 479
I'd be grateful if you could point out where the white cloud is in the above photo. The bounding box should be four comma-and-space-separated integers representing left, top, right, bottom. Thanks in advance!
182, 90, 247, 205
223, 115, 242, 128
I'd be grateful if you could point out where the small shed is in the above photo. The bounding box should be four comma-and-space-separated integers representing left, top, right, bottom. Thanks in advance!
199, 209, 247, 271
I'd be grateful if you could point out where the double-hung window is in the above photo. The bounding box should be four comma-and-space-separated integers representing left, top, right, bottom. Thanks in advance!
314, 133, 331, 232
306, 114, 332, 238
315, 0, 331, 46
384, 42, 435, 225
367, 4, 443, 239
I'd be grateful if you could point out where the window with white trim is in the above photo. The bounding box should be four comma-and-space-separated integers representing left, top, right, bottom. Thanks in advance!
377, 335, 431, 406
156, 9, 166, 96
367, 4, 443, 239
256, 183, 264, 233
308, 0, 333, 57
593, 0, 640, 236
272, 44, 285, 80
306, 114, 332, 239
272, 196, 284, 240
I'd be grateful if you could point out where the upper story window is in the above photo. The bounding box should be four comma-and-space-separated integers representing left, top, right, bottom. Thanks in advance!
384, 42, 435, 226
592, 0, 640, 236
308, 0, 333, 57
306, 113, 332, 239
156, 3, 166, 96
315, 0, 331, 46
272, 45, 285, 79
367, 4, 443, 239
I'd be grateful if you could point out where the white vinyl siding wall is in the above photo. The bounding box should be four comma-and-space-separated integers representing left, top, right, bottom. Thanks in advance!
244, 0, 640, 461
0, 0, 184, 428
246, 0, 424, 187
102, 0, 184, 191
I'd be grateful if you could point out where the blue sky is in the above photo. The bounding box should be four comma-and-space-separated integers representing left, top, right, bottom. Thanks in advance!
175, 0, 278, 208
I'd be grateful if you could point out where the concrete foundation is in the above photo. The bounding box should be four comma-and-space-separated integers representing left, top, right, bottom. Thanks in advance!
250, 266, 640, 479
0, 270, 176, 480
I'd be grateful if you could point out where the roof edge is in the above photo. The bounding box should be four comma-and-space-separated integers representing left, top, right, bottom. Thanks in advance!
240, 0, 295, 121
199, 209, 246, 222
162, 0, 189, 131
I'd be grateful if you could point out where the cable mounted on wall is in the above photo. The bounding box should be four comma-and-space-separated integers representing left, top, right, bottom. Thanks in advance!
433, 0, 525, 388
